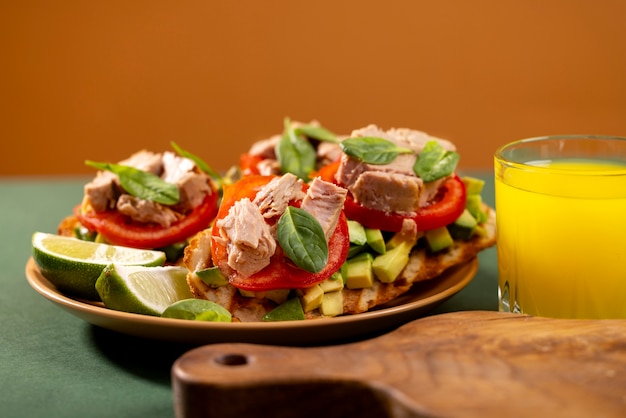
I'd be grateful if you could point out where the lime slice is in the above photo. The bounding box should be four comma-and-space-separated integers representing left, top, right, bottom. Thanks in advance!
32, 232, 166, 300
96, 264, 194, 316
161, 299, 232, 322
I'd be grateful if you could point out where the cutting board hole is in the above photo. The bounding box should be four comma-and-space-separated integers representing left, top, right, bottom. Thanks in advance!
214, 353, 248, 366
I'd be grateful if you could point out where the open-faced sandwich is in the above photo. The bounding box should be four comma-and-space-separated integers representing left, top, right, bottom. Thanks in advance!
183, 120, 496, 321
57, 143, 220, 263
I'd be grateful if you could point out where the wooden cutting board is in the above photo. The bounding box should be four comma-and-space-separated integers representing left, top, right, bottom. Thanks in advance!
172, 311, 626, 418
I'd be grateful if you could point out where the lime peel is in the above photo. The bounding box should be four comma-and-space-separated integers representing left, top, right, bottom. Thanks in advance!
32, 232, 166, 300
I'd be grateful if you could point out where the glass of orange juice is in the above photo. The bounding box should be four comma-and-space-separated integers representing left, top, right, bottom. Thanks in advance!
494, 135, 626, 319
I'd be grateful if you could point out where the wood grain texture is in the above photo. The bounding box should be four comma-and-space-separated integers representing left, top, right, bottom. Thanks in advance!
172, 311, 626, 418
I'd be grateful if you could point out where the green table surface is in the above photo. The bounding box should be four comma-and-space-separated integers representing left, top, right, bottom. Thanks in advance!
0, 171, 497, 418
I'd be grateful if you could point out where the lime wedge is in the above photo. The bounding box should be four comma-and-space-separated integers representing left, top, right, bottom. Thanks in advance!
96, 264, 193, 316
32, 232, 166, 300
161, 299, 232, 322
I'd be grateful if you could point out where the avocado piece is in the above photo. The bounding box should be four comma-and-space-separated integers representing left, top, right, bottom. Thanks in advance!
196, 266, 229, 288
462, 176, 485, 195
425, 227, 454, 252
319, 273, 344, 292
264, 288, 290, 305
262, 297, 305, 321
365, 227, 386, 254
447, 209, 478, 240
345, 252, 374, 289
297, 284, 324, 313
347, 220, 367, 246
385, 224, 419, 251
466, 194, 487, 223
372, 240, 413, 283
319, 291, 343, 317
348, 244, 367, 258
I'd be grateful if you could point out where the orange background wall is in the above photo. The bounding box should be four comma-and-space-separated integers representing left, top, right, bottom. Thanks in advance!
2, 1, 626, 176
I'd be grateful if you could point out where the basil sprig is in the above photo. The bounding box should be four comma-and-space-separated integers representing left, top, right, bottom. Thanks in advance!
170, 141, 221, 180
340, 137, 412, 165
276, 206, 328, 273
276, 118, 317, 180
294, 124, 338, 142
85, 160, 180, 205
413, 141, 460, 182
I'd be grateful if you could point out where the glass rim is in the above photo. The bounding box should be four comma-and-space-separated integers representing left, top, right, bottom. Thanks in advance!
494, 134, 626, 176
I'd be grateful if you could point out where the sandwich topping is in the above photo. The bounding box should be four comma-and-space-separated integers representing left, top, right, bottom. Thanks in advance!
61, 146, 219, 254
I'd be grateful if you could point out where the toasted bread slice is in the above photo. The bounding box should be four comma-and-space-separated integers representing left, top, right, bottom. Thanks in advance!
183, 205, 496, 322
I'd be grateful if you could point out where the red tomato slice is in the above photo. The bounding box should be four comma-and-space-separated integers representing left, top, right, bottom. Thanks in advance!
211, 175, 350, 291
239, 153, 264, 176
76, 191, 219, 249
342, 175, 467, 232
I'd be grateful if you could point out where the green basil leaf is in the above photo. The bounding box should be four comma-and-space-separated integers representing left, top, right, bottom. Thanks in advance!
294, 124, 338, 142
170, 141, 222, 180
276, 206, 328, 273
413, 141, 460, 182
340, 137, 413, 165
276, 118, 317, 179
85, 160, 180, 205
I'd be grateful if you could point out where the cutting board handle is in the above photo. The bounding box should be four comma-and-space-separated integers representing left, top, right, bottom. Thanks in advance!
172, 311, 626, 418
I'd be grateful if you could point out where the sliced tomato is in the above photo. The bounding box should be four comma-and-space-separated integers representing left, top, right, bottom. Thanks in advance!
342, 175, 467, 232
75, 191, 219, 249
239, 153, 265, 176
211, 175, 350, 291
310, 157, 341, 183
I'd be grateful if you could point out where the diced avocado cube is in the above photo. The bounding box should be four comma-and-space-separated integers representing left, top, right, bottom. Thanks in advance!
447, 209, 478, 240
385, 225, 419, 251
462, 176, 485, 195
264, 289, 290, 305
345, 252, 374, 289
319, 291, 344, 317
466, 194, 484, 221
348, 220, 367, 246
298, 284, 324, 313
365, 227, 386, 254
425, 227, 454, 252
372, 241, 412, 283
262, 297, 305, 321
196, 266, 229, 288
319, 274, 344, 292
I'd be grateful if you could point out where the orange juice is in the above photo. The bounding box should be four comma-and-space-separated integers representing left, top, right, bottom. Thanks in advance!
495, 158, 626, 319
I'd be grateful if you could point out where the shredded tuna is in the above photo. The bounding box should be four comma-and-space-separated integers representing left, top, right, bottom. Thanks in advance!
162, 151, 211, 213
84, 171, 118, 212
336, 125, 455, 214
253, 173, 305, 218
215, 198, 276, 278
116, 194, 181, 227
300, 177, 347, 241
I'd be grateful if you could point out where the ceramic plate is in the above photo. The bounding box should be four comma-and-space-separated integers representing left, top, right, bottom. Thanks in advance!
25, 257, 477, 346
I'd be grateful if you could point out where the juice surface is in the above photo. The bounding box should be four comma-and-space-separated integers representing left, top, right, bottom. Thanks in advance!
496, 159, 626, 319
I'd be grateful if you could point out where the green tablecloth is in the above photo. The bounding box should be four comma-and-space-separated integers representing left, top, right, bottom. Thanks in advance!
0, 172, 497, 418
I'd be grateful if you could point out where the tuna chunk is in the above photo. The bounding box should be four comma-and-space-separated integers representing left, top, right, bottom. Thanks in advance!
162, 151, 212, 213
335, 125, 456, 214
351, 171, 423, 215
300, 177, 347, 241
253, 173, 305, 218
215, 198, 276, 278
116, 194, 181, 227
84, 170, 118, 212
118, 150, 163, 175
248, 134, 280, 158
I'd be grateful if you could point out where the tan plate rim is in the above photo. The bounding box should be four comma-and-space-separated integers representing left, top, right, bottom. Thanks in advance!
25, 257, 478, 346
